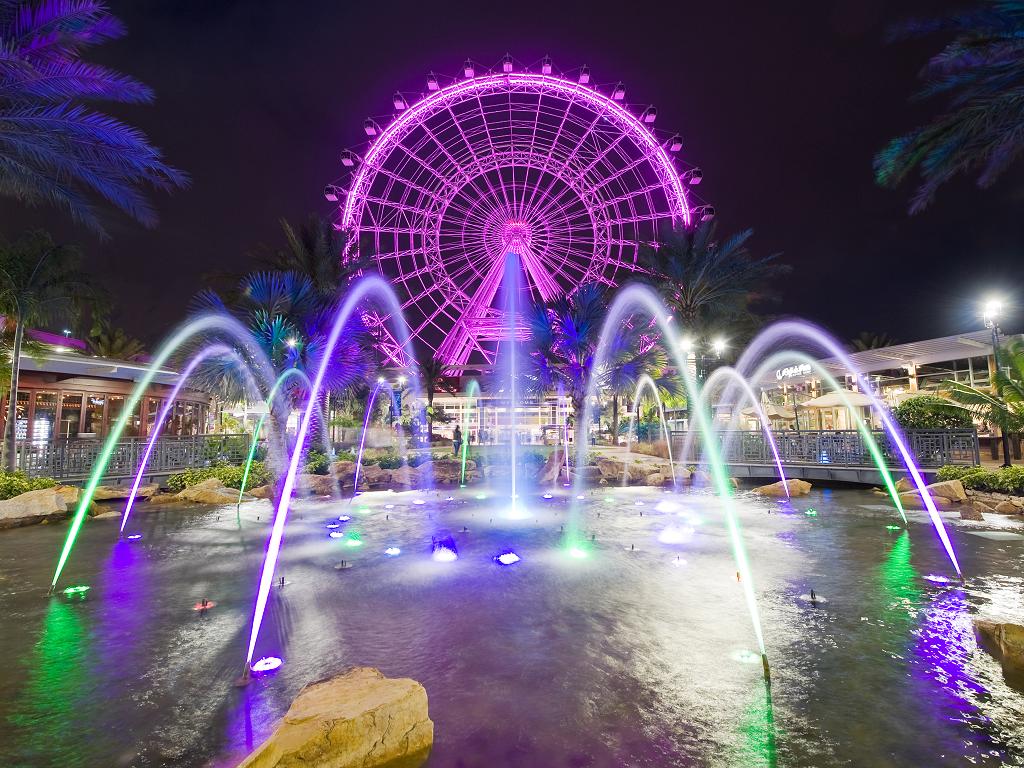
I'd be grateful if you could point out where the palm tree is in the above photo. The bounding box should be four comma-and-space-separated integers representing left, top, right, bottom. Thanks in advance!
258, 216, 372, 296
850, 331, 899, 352
0, 0, 187, 235
940, 338, 1024, 465
87, 324, 145, 360
638, 221, 786, 349
875, 3, 1024, 212
417, 354, 456, 440
0, 230, 102, 470
524, 282, 672, 449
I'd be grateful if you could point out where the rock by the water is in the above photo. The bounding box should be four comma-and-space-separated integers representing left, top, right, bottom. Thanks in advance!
93, 483, 158, 501
689, 469, 713, 488
428, 458, 465, 484
175, 478, 239, 505
994, 500, 1021, 515
752, 479, 812, 497
328, 460, 356, 486
537, 447, 565, 485
237, 666, 432, 768
296, 473, 337, 497
894, 477, 914, 493
960, 503, 985, 521
896, 490, 957, 510
389, 465, 420, 488
0, 487, 74, 529
976, 620, 1024, 687
147, 493, 180, 505
358, 464, 391, 488
924, 479, 967, 502
249, 485, 273, 499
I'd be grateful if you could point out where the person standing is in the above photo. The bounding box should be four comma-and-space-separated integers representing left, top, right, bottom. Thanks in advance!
453, 425, 463, 455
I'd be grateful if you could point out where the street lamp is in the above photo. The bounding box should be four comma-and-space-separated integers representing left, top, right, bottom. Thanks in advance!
983, 297, 1013, 467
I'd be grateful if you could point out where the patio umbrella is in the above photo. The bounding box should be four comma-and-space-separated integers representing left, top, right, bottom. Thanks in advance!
799, 390, 875, 408
740, 403, 796, 420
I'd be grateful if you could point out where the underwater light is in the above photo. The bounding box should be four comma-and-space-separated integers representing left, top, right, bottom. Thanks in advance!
62, 585, 90, 597
250, 656, 283, 674
432, 547, 458, 562
495, 551, 521, 566
658, 526, 695, 544
885, 525, 901, 531
413, 499, 425, 505
326, 522, 340, 529
576, 494, 585, 500
126, 534, 142, 540
384, 504, 395, 510
732, 650, 760, 664
634, 500, 645, 507
338, 515, 351, 522
384, 547, 401, 556
345, 537, 363, 548
357, 506, 371, 514
475, 494, 487, 500
804, 509, 818, 517
923, 574, 953, 584
329, 531, 345, 539
445, 496, 454, 501
655, 500, 681, 513
604, 497, 614, 503
543, 493, 553, 499
568, 547, 588, 559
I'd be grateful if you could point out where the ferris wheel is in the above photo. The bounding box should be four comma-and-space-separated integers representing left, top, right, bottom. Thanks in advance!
327, 56, 709, 367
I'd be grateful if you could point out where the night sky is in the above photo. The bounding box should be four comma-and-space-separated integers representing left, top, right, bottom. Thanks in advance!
2, 0, 1022, 346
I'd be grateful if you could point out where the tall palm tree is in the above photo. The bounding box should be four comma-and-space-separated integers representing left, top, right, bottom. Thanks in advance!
875, 2, 1024, 212
0, 230, 102, 469
940, 338, 1024, 465
850, 331, 899, 352
638, 221, 786, 350
524, 283, 671, 449
87, 324, 145, 360
417, 354, 456, 440
258, 216, 372, 296
0, 0, 187, 235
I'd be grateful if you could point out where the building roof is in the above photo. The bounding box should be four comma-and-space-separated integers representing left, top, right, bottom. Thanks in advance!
18, 350, 179, 385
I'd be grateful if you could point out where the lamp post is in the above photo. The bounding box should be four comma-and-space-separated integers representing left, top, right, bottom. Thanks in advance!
983, 299, 1013, 467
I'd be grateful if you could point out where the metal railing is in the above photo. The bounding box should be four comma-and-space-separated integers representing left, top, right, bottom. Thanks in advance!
13, 433, 251, 482
670, 429, 980, 469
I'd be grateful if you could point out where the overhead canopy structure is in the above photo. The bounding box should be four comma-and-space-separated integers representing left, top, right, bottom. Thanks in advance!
741, 403, 796, 420
799, 390, 874, 408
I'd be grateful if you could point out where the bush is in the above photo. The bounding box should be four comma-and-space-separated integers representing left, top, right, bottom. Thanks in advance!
303, 450, 330, 476
167, 462, 271, 492
892, 395, 973, 430
375, 452, 406, 470
0, 471, 56, 500
941, 465, 1024, 495
333, 450, 357, 463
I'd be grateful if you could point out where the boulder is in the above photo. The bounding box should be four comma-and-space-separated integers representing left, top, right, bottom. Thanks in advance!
175, 478, 239, 505
93, 483, 159, 501
147, 493, 180, 505
329, 461, 357, 486
645, 472, 668, 486
428, 458, 464, 484
994, 501, 1021, 515
537, 448, 566, 485
924, 479, 967, 502
296, 474, 337, 497
389, 465, 420, 488
690, 469, 713, 488
568, 465, 602, 484
0, 487, 75, 529
249, 485, 273, 499
894, 477, 914, 493
237, 667, 432, 768
358, 464, 391, 488
896, 490, 957, 510
960, 503, 985, 521
752, 479, 812, 497
975, 620, 1024, 687
595, 456, 626, 481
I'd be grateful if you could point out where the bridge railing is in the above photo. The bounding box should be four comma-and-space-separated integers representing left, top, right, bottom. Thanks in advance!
12, 433, 252, 482
669, 429, 979, 469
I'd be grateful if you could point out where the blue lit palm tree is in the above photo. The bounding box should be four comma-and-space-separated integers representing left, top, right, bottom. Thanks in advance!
0, 0, 186, 234
876, 2, 1024, 212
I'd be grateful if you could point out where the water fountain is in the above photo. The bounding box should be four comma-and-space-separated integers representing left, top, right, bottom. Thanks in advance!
622, 373, 677, 488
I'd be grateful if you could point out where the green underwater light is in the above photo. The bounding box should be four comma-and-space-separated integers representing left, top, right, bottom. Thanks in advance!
62, 585, 90, 598
804, 509, 818, 517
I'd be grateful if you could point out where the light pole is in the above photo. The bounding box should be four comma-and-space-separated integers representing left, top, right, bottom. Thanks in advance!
983, 298, 1013, 467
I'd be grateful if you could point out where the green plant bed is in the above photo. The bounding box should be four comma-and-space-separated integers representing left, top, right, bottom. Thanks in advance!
936, 464, 1024, 495
0, 472, 57, 500
166, 462, 271, 493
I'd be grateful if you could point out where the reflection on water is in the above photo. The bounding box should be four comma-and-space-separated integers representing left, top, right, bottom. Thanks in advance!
0, 487, 1023, 767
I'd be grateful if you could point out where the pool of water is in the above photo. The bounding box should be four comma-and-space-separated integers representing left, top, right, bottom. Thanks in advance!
2, 485, 1024, 767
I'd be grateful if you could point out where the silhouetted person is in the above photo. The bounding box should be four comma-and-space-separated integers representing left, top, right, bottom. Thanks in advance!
453, 425, 463, 456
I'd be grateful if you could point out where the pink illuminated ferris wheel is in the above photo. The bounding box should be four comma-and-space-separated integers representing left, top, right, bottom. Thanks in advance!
329, 58, 708, 366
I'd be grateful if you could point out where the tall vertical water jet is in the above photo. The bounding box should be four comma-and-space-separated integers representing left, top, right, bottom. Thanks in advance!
49, 314, 276, 594
500, 251, 524, 517
459, 379, 481, 486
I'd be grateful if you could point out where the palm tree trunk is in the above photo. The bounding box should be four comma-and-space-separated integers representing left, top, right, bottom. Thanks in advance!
427, 390, 434, 442
5, 319, 25, 472
573, 395, 587, 453
611, 394, 619, 447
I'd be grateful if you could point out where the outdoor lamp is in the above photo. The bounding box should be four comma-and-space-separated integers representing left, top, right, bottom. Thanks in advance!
712, 338, 727, 356
983, 298, 1002, 329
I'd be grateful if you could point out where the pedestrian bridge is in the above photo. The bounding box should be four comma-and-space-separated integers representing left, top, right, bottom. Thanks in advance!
670, 429, 980, 486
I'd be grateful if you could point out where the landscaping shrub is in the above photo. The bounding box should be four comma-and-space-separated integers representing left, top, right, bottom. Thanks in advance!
167, 462, 270, 492
303, 450, 330, 475
333, 450, 357, 463
0, 471, 57, 500
940, 465, 1024, 495
935, 465, 985, 482
892, 395, 973, 430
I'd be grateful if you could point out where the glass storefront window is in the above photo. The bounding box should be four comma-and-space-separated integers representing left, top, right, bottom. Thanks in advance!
83, 394, 105, 435
59, 393, 82, 438
32, 391, 57, 441
146, 399, 161, 436
183, 402, 196, 435
15, 390, 29, 440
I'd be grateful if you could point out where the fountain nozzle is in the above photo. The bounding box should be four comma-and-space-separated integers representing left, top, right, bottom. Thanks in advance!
761, 653, 771, 685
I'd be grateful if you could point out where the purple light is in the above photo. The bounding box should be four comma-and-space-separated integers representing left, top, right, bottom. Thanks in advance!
495, 550, 521, 565
924, 574, 954, 585
337, 515, 351, 522
329, 531, 345, 539
384, 546, 401, 556
431, 534, 459, 563
250, 656, 282, 674
126, 534, 142, 541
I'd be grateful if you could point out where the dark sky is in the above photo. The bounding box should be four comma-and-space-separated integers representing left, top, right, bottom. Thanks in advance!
3, 0, 1023, 346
